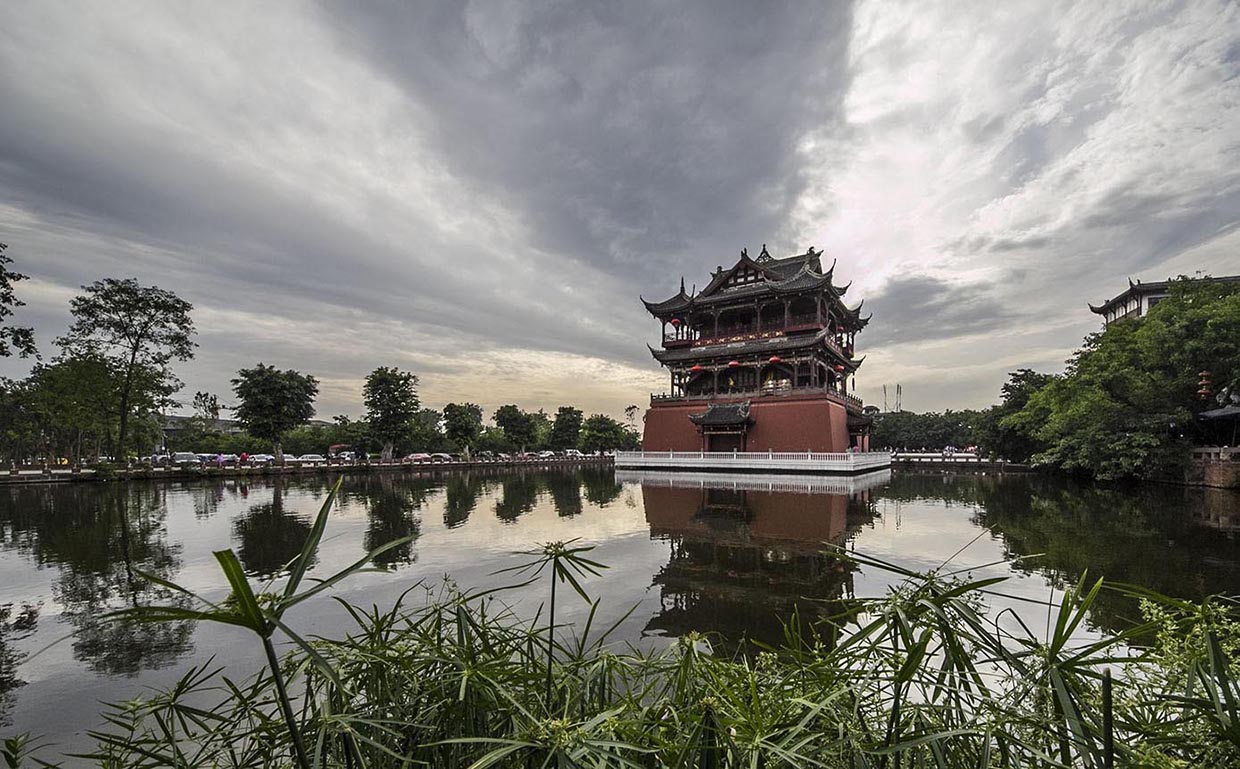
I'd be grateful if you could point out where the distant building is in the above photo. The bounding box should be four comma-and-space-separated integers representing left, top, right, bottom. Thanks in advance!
640, 244, 872, 452
1090, 275, 1240, 326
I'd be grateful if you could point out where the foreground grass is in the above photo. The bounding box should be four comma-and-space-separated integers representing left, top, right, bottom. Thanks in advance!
7, 481, 1240, 768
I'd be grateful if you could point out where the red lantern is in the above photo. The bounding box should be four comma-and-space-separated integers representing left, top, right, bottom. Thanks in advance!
669, 318, 681, 326
834, 364, 846, 372
690, 364, 704, 373
768, 356, 781, 364
728, 360, 740, 368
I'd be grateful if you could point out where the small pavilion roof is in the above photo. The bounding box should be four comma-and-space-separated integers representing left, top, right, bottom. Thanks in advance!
1199, 404, 1240, 421
689, 401, 754, 426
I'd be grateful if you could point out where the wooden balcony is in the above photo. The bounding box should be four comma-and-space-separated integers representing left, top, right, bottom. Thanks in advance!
650, 385, 864, 412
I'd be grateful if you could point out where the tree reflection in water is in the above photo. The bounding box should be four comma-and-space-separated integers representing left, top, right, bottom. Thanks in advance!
0, 603, 37, 727
543, 470, 583, 518
358, 475, 432, 569
494, 473, 539, 522
2, 484, 198, 676
581, 466, 622, 507
444, 473, 485, 528
233, 480, 315, 578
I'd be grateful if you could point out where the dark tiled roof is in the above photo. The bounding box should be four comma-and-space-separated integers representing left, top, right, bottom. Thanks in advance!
649, 329, 833, 363
643, 247, 846, 316
689, 401, 753, 426
1089, 275, 1240, 314
642, 289, 693, 314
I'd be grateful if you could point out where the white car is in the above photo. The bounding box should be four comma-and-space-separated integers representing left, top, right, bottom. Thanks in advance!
298, 454, 327, 465
248, 454, 275, 466
563, 449, 584, 458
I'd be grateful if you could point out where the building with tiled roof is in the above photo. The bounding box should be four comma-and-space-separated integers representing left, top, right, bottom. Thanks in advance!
640, 245, 872, 453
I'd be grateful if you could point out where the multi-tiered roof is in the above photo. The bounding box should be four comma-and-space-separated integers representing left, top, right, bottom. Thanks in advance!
642, 245, 869, 410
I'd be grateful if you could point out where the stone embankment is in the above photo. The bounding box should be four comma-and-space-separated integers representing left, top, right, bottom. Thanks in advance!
1, 456, 613, 485
1188, 448, 1240, 489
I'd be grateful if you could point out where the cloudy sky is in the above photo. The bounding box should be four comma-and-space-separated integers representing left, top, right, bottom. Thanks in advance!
1, 0, 1237, 420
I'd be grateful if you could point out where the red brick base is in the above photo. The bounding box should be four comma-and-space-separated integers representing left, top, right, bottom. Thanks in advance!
642, 394, 851, 453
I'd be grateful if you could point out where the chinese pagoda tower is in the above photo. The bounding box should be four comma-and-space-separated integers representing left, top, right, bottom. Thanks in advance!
641, 245, 872, 453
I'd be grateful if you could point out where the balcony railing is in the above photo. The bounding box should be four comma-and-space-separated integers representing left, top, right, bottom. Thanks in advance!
651, 386, 864, 410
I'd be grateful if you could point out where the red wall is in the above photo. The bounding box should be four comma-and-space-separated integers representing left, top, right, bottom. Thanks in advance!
642, 395, 850, 453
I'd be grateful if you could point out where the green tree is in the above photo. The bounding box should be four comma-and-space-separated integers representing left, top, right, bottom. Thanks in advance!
192, 391, 221, 421
27, 352, 119, 463
578, 414, 634, 453
494, 404, 537, 451
57, 278, 195, 459
364, 367, 420, 462
442, 403, 482, 452
548, 406, 583, 450
530, 410, 553, 449
0, 243, 36, 359
1008, 278, 1240, 480
409, 408, 446, 453
231, 364, 318, 462
973, 369, 1055, 461
0, 378, 38, 464
474, 427, 516, 454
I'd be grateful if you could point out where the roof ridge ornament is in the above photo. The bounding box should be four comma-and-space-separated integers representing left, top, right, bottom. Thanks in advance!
757, 243, 772, 262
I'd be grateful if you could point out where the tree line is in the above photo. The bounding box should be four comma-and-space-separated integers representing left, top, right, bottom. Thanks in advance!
0, 245, 641, 464
874, 277, 1239, 480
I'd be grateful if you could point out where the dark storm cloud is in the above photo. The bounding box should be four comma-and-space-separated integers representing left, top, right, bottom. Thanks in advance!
1, 0, 1236, 417
311, 0, 854, 285
0, 0, 857, 387
863, 274, 1019, 347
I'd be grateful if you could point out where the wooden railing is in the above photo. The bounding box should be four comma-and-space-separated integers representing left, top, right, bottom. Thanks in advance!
650, 386, 864, 410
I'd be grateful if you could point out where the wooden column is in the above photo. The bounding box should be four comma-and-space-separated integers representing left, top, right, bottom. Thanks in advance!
784, 300, 790, 328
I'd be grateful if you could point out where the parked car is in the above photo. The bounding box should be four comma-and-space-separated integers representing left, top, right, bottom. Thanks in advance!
429, 453, 453, 463
405, 453, 432, 463
248, 453, 275, 466
537, 450, 556, 459
563, 449, 584, 458
171, 452, 200, 468
298, 454, 327, 465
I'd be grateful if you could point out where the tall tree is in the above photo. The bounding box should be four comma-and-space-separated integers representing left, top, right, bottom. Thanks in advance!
442, 402, 482, 451
494, 404, 537, 451
579, 414, 630, 453
231, 364, 318, 462
192, 391, 221, 421
27, 352, 120, 463
409, 408, 446, 452
0, 243, 36, 359
548, 406, 584, 450
364, 367, 420, 462
57, 278, 195, 458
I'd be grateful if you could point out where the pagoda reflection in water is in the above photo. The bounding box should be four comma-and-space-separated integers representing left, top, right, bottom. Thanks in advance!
630, 470, 888, 651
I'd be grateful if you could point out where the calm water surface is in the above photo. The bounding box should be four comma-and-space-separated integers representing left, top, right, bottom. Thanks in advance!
0, 467, 1237, 758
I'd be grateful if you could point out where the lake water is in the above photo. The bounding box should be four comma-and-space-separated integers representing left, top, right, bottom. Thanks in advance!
1, 467, 1237, 758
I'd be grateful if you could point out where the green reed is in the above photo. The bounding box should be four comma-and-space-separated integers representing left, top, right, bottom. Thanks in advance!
6, 484, 1240, 767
